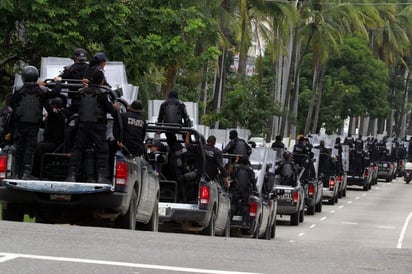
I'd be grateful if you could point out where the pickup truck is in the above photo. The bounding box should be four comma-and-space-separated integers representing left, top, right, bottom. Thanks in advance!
272, 161, 305, 226
248, 147, 277, 240
347, 150, 373, 190
0, 146, 160, 230
146, 125, 231, 236
292, 150, 323, 215
0, 78, 159, 230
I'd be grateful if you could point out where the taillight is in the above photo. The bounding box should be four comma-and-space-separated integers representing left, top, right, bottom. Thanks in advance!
249, 201, 257, 217
387, 163, 391, 171
293, 191, 299, 203
370, 166, 376, 171
337, 175, 342, 182
364, 169, 369, 177
400, 161, 403, 167
308, 184, 315, 196
200, 185, 210, 204
329, 178, 335, 189
0, 154, 7, 179
115, 161, 128, 186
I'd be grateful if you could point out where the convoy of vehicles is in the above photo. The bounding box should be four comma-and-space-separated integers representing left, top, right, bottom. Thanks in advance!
1, 59, 409, 240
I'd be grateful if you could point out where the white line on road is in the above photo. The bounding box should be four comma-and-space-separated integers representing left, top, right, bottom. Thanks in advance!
320, 217, 327, 221
329, 210, 335, 214
347, 201, 353, 204
355, 197, 360, 200
397, 212, 412, 249
341, 221, 358, 225
298, 233, 305, 237
362, 193, 367, 197
0, 252, 261, 274
339, 205, 344, 209
309, 224, 316, 229
0, 254, 18, 263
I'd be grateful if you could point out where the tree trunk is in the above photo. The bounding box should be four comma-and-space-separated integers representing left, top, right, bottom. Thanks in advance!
311, 64, 326, 134
160, 64, 177, 99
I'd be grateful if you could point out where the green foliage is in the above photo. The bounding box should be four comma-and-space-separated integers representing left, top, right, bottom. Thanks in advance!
218, 75, 276, 136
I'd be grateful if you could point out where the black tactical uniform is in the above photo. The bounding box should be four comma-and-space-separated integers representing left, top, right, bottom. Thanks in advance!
222, 130, 252, 158
32, 97, 69, 177
231, 156, 256, 225
157, 91, 191, 127
271, 135, 285, 149
205, 135, 227, 182
113, 100, 147, 156
9, 66, 61, 179
84, 52, 111, 87
276, 151, 299, 186
60, 48, 88, 80
66, 69, 116, 183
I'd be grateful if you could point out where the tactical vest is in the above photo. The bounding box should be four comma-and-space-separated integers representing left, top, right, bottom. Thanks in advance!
14, 87, 43, 124
78, 88, 105, 123
163, 101, 182, 124
279, 162, 296, 186
232, 139, 249, 156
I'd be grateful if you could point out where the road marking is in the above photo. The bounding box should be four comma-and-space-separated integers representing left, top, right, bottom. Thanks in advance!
347, 201, 353, 204
298, 233, 305, 237
309, 224, 316, 229
355, 197, 360, 200
362, 193, 367, 197
339, 205, 344, 209
341, 221, 358, 225
289, 240, 295, 243
397, 211, 412, 249
0, 252, 261, 274
329, 210, 335, 214
0, 254, 18, 263
320, 217, 327, 221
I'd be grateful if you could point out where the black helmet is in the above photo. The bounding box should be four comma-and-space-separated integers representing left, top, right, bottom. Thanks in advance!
21, 65, 39, 83
283, 150, 293, 160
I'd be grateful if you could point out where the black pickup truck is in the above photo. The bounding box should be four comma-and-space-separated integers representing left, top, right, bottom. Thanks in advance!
146, 125, 231, 236
0, 80, 159, 230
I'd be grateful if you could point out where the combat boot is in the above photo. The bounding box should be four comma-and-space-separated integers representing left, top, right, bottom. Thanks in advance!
21, 165, 37, 180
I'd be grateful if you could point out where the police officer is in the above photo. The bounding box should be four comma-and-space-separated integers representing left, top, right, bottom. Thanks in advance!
66, 69, 118, 183
84, 52, 111, 87
205, 135, 228, 186
355, 134, 364, 151
275, 151, 299, 186
271, 135, 285, 149
222, 130, 252, 160
60, 48, 88, 80
32, 97, 69, 177
344, 133, 355, 149
157, 90, 191, 127
8, 65, 62, 179
114, 100, 147, 156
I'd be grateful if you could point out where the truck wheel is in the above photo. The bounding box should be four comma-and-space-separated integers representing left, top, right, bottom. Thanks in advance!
342, 187, 347, 197
290, 212, 299, 226
299, 208, 304, 223
254, 217, 261, 239
363, 183, 369, 191
270, 217, 276, 239
116, 188, 137, 230
223, 213, 231, 238
328, 198, 335, 205
335, 194, 339, 203
138, 199, 159, 232
307, 204, 315, 215
2, 204, 24, 222
205, 210, 216, 236
315, 200, 322, 213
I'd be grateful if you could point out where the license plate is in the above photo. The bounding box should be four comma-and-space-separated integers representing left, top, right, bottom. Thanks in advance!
158, 207, 166, 217
50, 194, 71, 201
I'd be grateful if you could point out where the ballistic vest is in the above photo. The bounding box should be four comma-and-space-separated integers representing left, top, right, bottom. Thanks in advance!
14, 86, 43, 124
163, 101, 182, 124
78, 87, 106, 123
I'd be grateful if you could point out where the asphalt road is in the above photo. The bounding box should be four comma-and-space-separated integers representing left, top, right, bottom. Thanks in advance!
1, 177, 412, 274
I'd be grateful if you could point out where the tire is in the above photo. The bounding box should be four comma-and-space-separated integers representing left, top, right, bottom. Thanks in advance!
363, 183, 369, 191
2, 204, 24, 222
328, 198, 335, 205
271, 216, 276, 239
264, 223, 272, 240
338, 189, 343, 199
299, 208, 304, 223
307, 204, 315, 215
254, 217, 261, 239
116, 188, 137, 230
368, 181, 372, 190
334, 194, 338, 203
290, 211, 299, 226
205, 210, 216, 236
223, 213, 231, 238
315, 199, 322, 213
386, 176, 391, 182
138, 199, 159, 232
342, 187, 347, 197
